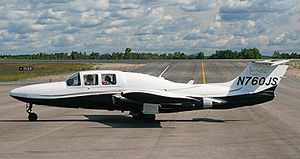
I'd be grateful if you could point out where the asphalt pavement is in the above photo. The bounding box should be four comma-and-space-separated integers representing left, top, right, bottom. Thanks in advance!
0, 60, 299, 159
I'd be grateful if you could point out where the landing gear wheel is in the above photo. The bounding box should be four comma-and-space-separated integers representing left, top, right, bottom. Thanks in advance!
142, 114, 156, 123
130, 111, 142, 120
132, 115, 140, 120
26, 103, 38, 121
28, 113, 38, 121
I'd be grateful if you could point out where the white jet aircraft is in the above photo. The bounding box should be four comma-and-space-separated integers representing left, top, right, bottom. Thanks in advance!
10, 60, 289, 122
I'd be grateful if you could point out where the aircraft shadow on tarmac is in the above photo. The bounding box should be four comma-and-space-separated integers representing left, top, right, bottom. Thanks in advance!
84, 115, 244, 128
0, 115, 244, 128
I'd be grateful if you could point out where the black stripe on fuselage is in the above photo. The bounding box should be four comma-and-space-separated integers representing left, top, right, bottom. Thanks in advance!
212, 86, 277, 109
11, 93, 144, 112
159, 86, 277, 113
11, 94, 120, 110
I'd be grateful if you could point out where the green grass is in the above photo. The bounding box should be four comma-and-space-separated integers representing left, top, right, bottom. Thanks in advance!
286, 62, 300, 69
0, 62, 94, 82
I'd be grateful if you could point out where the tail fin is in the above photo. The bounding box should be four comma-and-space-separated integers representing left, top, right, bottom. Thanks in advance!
228, 60, 289, 96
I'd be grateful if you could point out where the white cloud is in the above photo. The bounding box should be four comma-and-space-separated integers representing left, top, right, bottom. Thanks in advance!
268, 30, 300, 46
180, 0, 218, 12
7, 20, 45, 34
7, 11, 31, 20
0, 0, 299, 54
96, 37, 112, 43
79, 10, 105, 27
149, 7, 164, 17
36, 9, 65, 25
163, 15, 173, 21
218, 0, 294, 21
70, 0, 109, 12
171, 0, 194, 5
51, 34, 75, 47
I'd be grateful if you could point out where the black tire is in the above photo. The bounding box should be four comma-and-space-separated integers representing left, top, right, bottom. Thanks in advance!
132, 115, 141, 120
28, 113, 38, 121
142, 114, 155, 123
131, 111, 143, 120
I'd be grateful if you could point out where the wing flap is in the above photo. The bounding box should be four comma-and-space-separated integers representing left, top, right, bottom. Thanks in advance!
121, 90, 199, 104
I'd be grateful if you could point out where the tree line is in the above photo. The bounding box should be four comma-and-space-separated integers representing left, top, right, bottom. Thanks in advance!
272, 50, 299, 59
0, 48, 299, 60
208, 48, 262, 59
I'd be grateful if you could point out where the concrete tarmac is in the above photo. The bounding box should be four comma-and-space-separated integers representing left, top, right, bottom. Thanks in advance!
0, 60, 299, 159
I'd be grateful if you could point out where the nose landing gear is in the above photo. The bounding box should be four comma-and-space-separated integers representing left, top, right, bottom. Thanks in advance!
26, 103, 38, 121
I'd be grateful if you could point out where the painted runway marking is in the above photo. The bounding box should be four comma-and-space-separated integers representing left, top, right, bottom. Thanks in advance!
201, 62, 206, 84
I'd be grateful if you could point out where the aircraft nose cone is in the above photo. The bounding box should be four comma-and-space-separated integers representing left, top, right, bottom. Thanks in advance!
10, 82, 66, 99
10, 86, 28, 98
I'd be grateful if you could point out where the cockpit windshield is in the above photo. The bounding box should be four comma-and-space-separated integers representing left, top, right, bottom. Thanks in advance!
66, 72, 81, 86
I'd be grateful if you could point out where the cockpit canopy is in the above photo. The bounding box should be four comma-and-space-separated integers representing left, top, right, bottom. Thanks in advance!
66, 72, 81, 86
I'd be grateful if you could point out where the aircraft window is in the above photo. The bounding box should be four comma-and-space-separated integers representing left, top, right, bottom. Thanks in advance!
101, 74, 116, 85
84, 74, 98, 85
66, 73, 81, 86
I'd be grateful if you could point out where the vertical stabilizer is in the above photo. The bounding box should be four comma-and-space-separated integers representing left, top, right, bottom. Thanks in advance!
227, 60, 289, 96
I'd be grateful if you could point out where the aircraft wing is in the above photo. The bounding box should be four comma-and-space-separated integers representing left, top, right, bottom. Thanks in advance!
121, 90, 199, 104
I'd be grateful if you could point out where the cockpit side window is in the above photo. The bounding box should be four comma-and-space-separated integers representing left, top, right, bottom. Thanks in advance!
66, 73, 81, 86
84, 74, 98, 85
101, 74, 116, 85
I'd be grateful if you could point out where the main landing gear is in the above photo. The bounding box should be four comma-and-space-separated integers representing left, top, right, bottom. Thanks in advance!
131, 111, 156, 123
26, 103, 38, 121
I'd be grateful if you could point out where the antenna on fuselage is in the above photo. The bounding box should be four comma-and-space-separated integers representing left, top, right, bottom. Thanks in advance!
159, 65, 170, 78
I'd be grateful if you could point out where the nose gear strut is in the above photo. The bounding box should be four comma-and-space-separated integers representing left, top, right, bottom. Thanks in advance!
26, 103, 38, 121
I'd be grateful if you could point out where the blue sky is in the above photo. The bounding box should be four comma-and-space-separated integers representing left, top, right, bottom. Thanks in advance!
0, 0, 299, 55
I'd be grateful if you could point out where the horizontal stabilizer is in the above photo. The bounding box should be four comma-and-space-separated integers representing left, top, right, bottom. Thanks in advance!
252, 60, 289, 66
